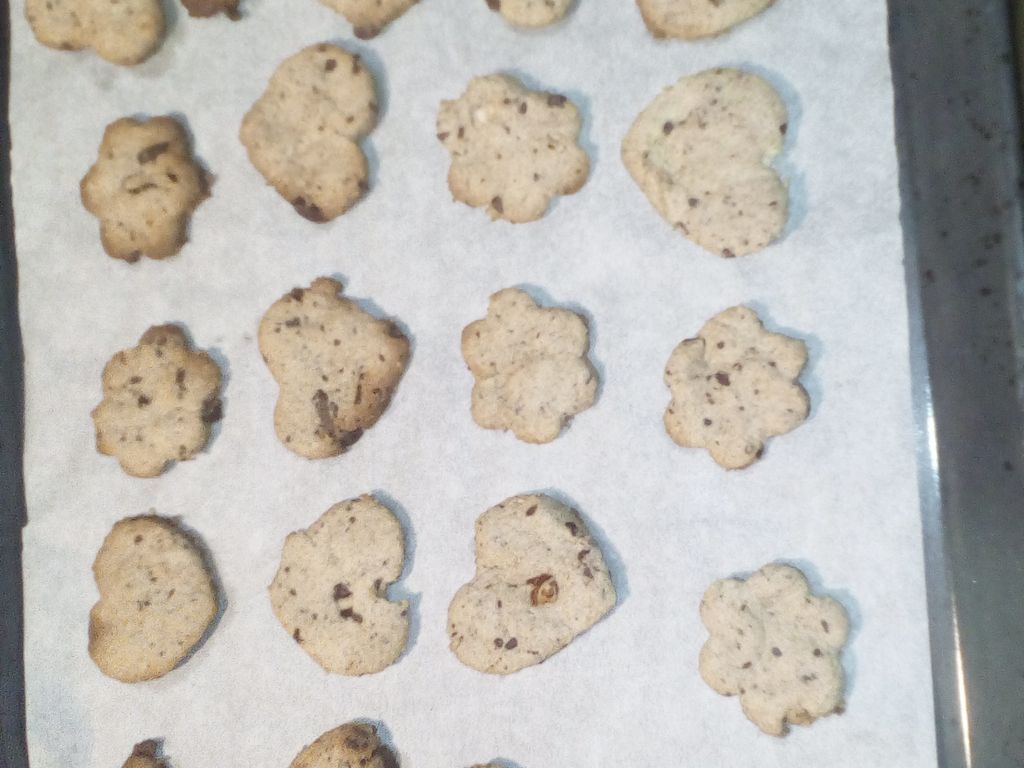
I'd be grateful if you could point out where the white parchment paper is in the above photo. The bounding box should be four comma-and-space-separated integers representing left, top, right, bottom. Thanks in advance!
10, 0, 938, 764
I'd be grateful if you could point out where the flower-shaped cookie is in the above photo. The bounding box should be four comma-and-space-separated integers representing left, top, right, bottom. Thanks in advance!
81, 117, 208, 261
462, 288, 597, 443
664, 305, 808, 468
437, 75, 589, 223
699, 563, 849, 735
26, 0, 164, 65
91, 325, 223, 477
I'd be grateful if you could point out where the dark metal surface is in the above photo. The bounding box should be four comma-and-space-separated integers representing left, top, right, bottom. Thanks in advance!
0, 0, 29, 765
890, 1, 1024, 767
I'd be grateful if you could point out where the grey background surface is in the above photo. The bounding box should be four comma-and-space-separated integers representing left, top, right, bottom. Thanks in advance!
1, 0, 1022, 766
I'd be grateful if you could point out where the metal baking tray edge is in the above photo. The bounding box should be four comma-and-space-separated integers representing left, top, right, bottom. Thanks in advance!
890, 0, 1024, 766
2, 1, 1023, 766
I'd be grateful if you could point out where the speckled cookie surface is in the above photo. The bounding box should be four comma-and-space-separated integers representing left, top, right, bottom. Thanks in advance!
241, 43, 378, 222
637, 0, 774, 39
318, 0, 415, 38
289, 723, 391, 768
437, 75, 589, 223
664, 306, 808, 469
91, 325, 223, 478
699, 563, 849, 736
270, 495, 409, 675
622, 68, 788, 257
483, 0, 572, 27
25, 0, 163, 64
121, 741, 168, 768
81, 117, 207, 261
448, 494, 615, 674
461, 288, 597, 443
89, 516, 218, 683
258, 277, 409, 459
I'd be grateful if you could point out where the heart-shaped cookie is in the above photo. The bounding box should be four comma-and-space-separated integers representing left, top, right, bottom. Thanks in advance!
622, 67, 789, 258
448, 493, 616, 674
89, 515, 219, 682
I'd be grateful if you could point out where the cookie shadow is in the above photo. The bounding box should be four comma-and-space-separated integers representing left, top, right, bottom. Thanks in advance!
370, 490, 421, 665
720, 63, 807, 244
513, 283, 605, 409
133, 0, 179, 78
533, 488, 629, 613
778, 557, 862, 701
740, 301, 824, 422
167, 515, 229, 672
487, 759, 525, 768
203, 345, 230, 452
351, 719, 402, 768
328, 38, 390, 201
494, 68, 597, 217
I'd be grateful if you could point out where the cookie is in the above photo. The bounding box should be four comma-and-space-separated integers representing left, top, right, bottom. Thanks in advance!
437, 75, 589, 223
81, 117, 208, 261
622, 68, 788, 257
699, 563, 849, 736
448, 494, 615, 674
270, 495, 409, 675
241, 44, 378, 222
91, 325, 223, 478
484, 0, 572, 27
289, 722, 394, 768
318, 0, 415, 39
461, 288, 597, 443
25, 0, 163, 65
121, 741, 168, 768
664, 306, 808, 469
89, 515, 219, 683
180, 0, 239, 19
258, 278, 409, 459
636, 0, 774, 39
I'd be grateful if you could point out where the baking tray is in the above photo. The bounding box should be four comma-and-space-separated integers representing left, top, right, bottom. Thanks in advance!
1, 0, 1022, 766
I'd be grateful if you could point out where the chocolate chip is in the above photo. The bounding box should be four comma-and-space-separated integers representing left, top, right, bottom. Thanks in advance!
175, 368, 185, 384
813, 648, 822, 656
333, 582, 352, 600
662, 121, 674, 135
518, 102, 528, 114
137, 394, 151, 407
291, 197, 326, 222
200, 395, 222, 424
565, 521, 578, 536
284, 317, 300, 327
525, 504, 537, 516
742, 661, 752, 668
494, 638, 503, 648
491, 196, 504, 214
547, 94, 567, 107
293, 628, 303, 642
290, 288, 305, 301
715, 372, 731, 386
722, 248, 735, 258
339, 607, 364, 623
324, 58, 337, 72
353, 25, 379, 38
137, 142, 170, 164
821, 619, 830, 633
505, 637, 518, 650
771, 647, 782, 657
688, 197, 700, 207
